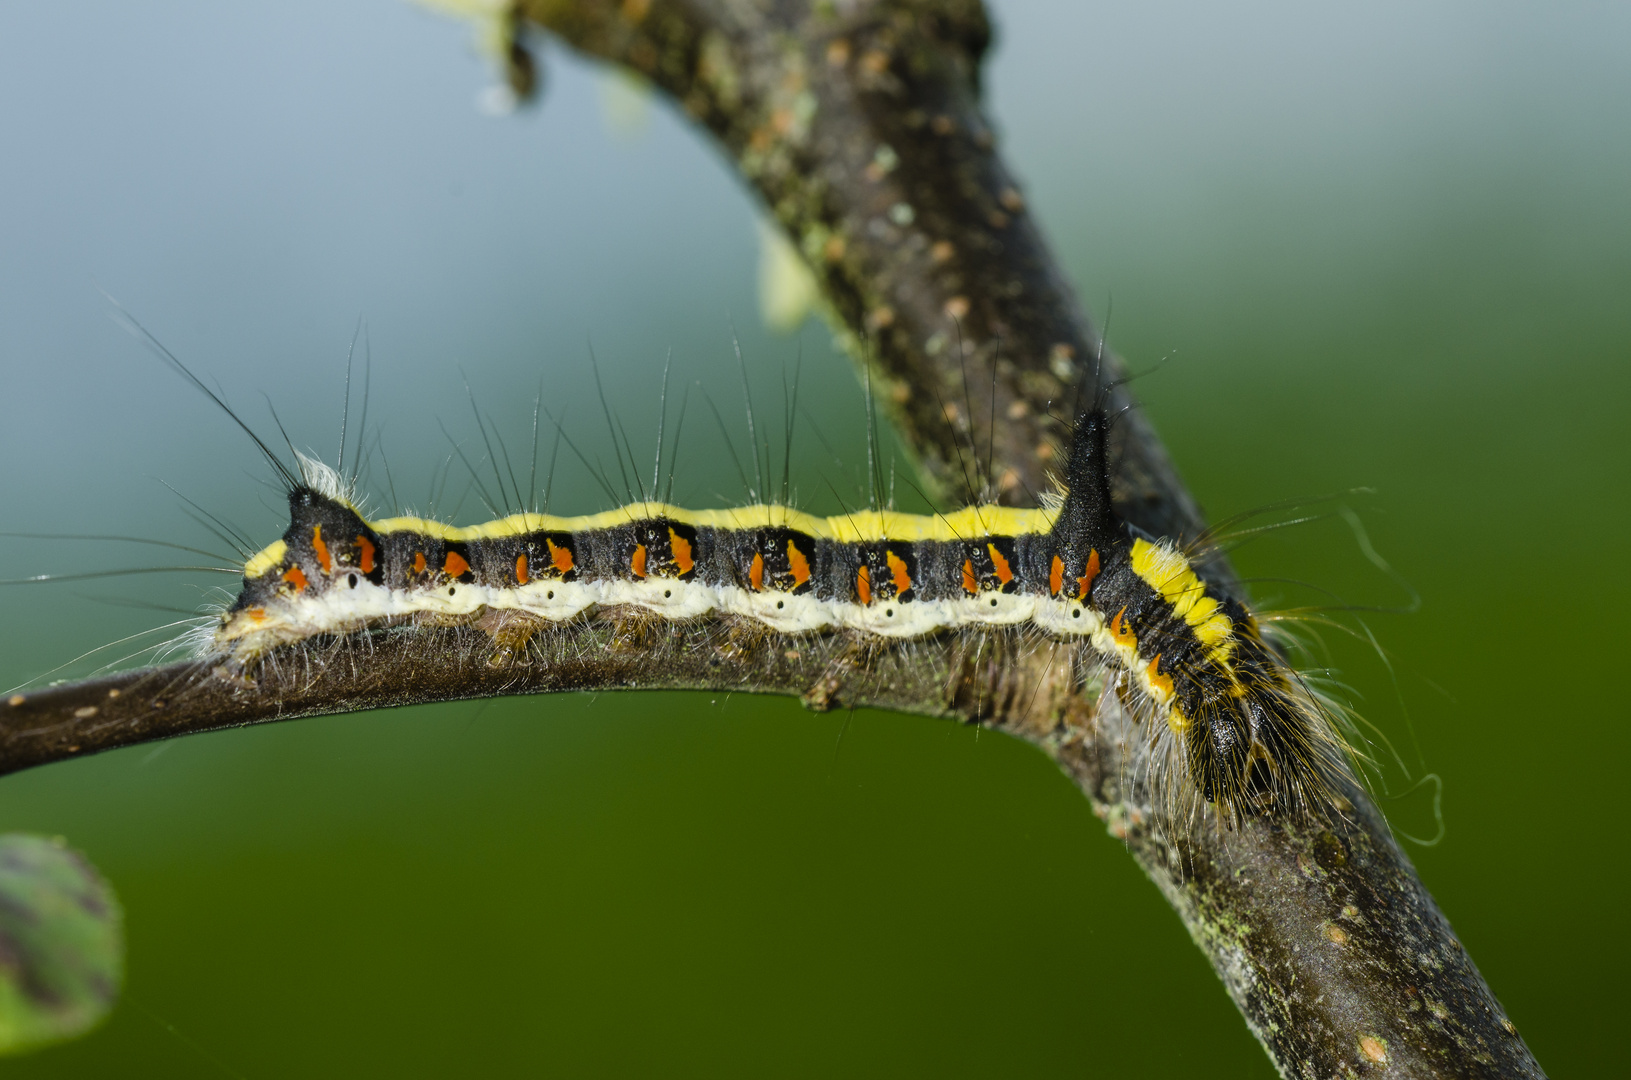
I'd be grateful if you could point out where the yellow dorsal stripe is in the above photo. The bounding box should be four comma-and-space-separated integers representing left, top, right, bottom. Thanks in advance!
243, 540, 288, 579
1129, 538, 1235, 659
244, 504, 1059, 578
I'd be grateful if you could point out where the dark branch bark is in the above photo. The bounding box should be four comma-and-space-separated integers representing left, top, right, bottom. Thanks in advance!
0, 617, 1076, 775
0, 1, 1543, 1076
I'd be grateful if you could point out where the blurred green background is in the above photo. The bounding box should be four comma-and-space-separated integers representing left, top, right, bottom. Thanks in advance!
0, 1, 1625, 1074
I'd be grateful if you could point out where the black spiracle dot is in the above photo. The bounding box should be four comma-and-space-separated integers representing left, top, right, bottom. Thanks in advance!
348, 574, 358, 588
547, 590, 555, 599
990, 598, 998, 607
776, 600, 785, 609
448, 586, 456, 596
664, 589, 672, 598
885, 608, 894, 617
1072, 608, 1082, 619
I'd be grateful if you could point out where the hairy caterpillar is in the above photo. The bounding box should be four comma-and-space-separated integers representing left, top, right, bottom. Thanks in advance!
202, 365, 1350, 825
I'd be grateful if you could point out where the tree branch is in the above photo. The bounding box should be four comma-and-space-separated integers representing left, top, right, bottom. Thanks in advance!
0, 618, 1075, 775
0, 1, 1544, 1075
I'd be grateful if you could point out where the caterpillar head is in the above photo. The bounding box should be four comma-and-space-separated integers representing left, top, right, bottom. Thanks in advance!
1179, 674, 1346, 823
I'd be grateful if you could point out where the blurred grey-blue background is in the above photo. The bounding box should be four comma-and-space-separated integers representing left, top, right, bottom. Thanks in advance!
0, 1, 1626, 1074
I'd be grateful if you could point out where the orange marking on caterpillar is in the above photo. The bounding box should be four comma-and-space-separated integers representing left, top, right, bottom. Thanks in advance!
546, 538, 573, 574
1110, 606, 1136, 648
1049, 555, 1064, 597
1146, 654, 1175, 699
282, 565, 309, 591
669, 529, 694, 575
247, 607, 267, 623
515, 553, 529, 585
311, 526, 332, 573
856, 564, 872, 606
886, 550, 912, 595
630, 544, 648, 578
1076, 548, 1100, 601
749, 552, 764, 591
355, 535, 375, 575
961, 559, 978, 595
987, 543, 1013, 585
786, 541, 811, 588
411, 552, 426, 575
444, 551, 469, 579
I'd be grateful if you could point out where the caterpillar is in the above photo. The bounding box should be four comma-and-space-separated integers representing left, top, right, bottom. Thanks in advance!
212, 390, 1350, 825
